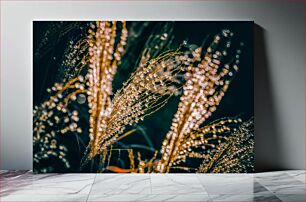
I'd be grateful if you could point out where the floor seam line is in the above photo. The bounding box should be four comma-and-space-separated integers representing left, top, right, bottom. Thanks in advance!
195, 175, 212, 201
86, 174, 97, 202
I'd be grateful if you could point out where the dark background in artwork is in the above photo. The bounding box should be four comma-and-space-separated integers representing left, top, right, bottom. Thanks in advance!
33, 21, 253, 172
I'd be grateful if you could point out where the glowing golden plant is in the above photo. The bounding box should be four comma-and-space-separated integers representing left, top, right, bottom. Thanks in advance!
156, 30, 244, 173
197, 118, 254, 173
33, 75, 85, 172
84, 21, 191, 163
86, 21, 128, 159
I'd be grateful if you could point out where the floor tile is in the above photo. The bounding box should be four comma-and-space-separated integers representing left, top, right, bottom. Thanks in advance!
197, 174, 254, 195
1, 170, 33, 196
1, 172, 96, 196
253, 194, 282, 202
88, 194, 211, 202
210, 194, 281, 202
256, 173, 305, 195
253, 181, 274, 195
150, 174, 208, 195
275, 194, 306, 202
254, 170, 292, 177
286, 170, 306, 183
0, 170, 32, 180
210, 194, 253, 201
90, 174, 151, 195
0, 194, 88, 202
255, 171, 291, 179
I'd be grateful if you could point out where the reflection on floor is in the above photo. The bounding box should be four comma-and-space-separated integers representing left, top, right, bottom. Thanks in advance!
0, 170, 305, 201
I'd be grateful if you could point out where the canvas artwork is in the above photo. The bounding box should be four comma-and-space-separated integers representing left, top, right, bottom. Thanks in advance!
33, 21, 254, 173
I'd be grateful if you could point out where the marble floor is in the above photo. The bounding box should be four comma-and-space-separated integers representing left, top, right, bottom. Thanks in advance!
0, 170, 305, 202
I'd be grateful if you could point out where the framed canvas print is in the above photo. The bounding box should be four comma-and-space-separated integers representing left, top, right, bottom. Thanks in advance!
33, 21, 254, 173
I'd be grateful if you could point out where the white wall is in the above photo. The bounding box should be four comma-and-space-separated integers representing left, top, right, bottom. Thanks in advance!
1, 0, 305, 170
